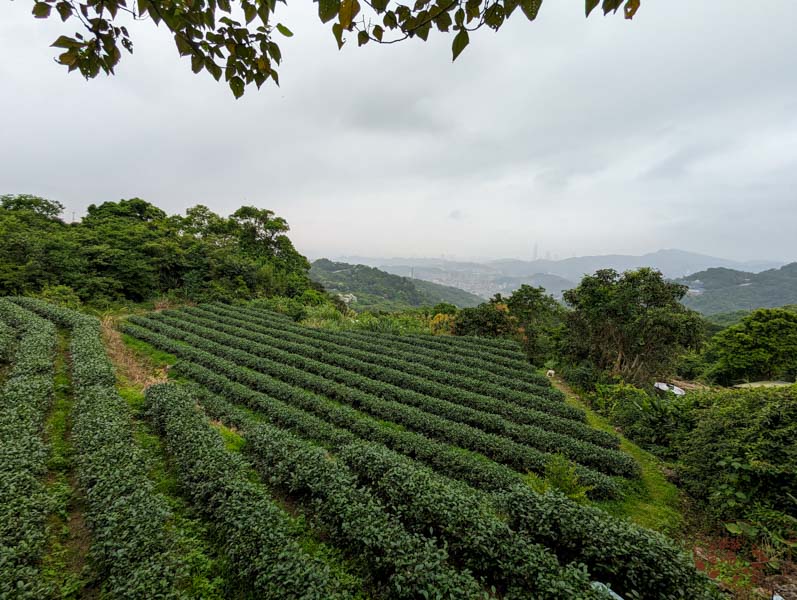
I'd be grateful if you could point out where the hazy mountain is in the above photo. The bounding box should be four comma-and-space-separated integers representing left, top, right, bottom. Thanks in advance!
678, 263, 797, 315
336, 249, 782, 300
309, 259, 483, 312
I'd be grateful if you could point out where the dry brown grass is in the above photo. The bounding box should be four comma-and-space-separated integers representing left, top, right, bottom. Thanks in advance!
153, 297, 195, 312
100, 316, 168, 389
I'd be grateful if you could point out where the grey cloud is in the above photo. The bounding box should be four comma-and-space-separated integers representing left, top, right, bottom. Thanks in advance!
0, 0, 796, 263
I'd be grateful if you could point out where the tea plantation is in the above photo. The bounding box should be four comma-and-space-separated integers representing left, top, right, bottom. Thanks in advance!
0, 297, 721, 599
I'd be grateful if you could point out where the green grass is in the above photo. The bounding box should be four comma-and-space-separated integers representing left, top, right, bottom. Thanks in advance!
214, 422, 246, 453
121, 333, 177, 367
41, 330, 91, 598
553, 380, 684, 535
120, 385, 227, 599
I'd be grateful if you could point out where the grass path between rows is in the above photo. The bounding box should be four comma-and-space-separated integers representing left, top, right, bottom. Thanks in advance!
550, 376, 685, 536
100, 316, 227, 599
41, 330, 94, 598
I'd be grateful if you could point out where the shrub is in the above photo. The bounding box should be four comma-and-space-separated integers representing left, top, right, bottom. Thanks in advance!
37, 284, 82, 309
674, 386, 797, 522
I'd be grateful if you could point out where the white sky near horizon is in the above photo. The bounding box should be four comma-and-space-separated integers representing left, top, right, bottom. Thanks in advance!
1, 0, 796, 263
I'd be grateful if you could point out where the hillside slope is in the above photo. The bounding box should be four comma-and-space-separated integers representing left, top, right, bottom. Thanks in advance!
679, 263, 797, 314
310, 258, 483, 311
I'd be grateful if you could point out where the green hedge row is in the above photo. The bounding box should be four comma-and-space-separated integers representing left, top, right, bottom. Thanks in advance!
157, 311, 635, 477
199, 389, 606, 600
195, 390, 488, 599
226, 303, 555, 390
404, 331, 528, 361
395, 330, 531, 368
175, 361, 522, 491
495, 485, 722, 600
146, 384, 355, 599
0, 300, 56, 598
337, 442, 608, 599
124, 317, 621, 496
207, 303, 560, 400
189, 305, 592, 431
0, 318, 14, 363
11, 298, 187, 599
192, 372, 717, 600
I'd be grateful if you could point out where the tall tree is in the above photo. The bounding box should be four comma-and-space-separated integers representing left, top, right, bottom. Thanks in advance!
562, 268, 703, 384
505, 284, 564, 364
20, 0, 640, 97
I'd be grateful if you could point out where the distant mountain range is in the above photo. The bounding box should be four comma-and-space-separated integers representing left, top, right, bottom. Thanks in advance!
678, 263, 797, 315
309, 259, 483, 312
336, 250, 783, 300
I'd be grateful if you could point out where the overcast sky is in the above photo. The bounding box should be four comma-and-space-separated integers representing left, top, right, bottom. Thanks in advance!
1, 1, 796, 262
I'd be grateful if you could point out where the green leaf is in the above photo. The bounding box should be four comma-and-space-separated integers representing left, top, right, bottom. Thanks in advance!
51, 35, 79, 49
276, 23, 293, 36
55, 2, 72, 21
206, 59, 223, 80
229, 76, 245, 98
174, 34, 192, 56
371, 0, 389, 11
319, 0, 340, 23
465, 1, 479, 22
58, 51, 77, 66
338, 0, 360, 30
484, 3, 505, 28
243, 3, 257, 23
33, 2, 52, 18
383, 11, 397, 28
624, 0, 640, 19
267, 42, 281, 62
434, 11, 451, 31
519, 0, 541, 21
415, 21, 431, 40
357, 30, 369, 46
372, 25, 384, 40
451, 28, 468, 61
331, 23, 345, 49
191, 55, 204, 73
585, 0, 598, 16
724, 522, 743, 535
602, 0, 622, 14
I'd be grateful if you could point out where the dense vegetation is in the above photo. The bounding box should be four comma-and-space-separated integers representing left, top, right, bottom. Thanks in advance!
679, 263, 797, 315
309, 258, 483, 312
120, 301, 718, 598
443, 270, 704, 388
587, 382, 796, 566
0, 195, 315, 305
0, 296, 724, 598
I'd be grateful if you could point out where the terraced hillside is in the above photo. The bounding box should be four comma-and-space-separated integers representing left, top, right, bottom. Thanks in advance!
0, 297, 720, 599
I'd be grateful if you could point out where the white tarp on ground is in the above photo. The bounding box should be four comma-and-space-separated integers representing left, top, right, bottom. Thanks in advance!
654, 382, 686, 396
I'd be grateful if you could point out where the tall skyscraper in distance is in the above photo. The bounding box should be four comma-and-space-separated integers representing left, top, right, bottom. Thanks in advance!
533, 243, 538, 261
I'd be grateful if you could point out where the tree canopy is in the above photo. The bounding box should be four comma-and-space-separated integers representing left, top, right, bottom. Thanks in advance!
705, 308, 797, 385
23, 0, 640, 97
561, 268, 703, 385
0, 194, 314, 304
